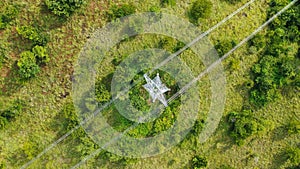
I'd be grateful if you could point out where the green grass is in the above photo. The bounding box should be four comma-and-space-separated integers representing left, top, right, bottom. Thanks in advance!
0, 0, 299, 168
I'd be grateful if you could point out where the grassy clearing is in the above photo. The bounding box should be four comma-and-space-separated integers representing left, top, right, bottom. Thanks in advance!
0, 0, 299, 168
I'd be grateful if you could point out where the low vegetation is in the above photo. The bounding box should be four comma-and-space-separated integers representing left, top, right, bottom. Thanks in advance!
0, 0, 299, 168
189, 0, 213, 22
45, 0, 87, 17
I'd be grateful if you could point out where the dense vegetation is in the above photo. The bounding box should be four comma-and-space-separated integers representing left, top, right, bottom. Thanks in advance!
191, 155, 208, 168
45, 0, 86, 17
189, 0, 213, 23
0, 0, 299, 168
227, 110, 269, 145
0, 4, 19, 29
0, 100, 24, 129
107, 4, 136, 21
248, 0, 300, 107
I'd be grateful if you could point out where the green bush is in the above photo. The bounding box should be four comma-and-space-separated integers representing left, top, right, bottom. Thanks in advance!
268, 0, 300, 30
149, 5, 161, 13
108, 4, 136, 20
95, 82, 111, 104
287, 120, 300, 135
32, 45, 50, 64
191, 155, 208, 169
161, 0, 176, 7
17, 51, 40, 80
61, 102, 78, 130
0, 99, 24, 129
45, 0, 86, 17
0, 116, 8, 129
248, 34, 266, 51
215, 39, 237, 57
190, 119, 205, 135
16, 26, 48, 46
249, 53, 297, 106
248, 0, 300, 107
250, 55, 281, 106
287, 147, 300, 166
228, 110, 266, 145
189, 0, 213, 21
1, 100, 23, 120
0, 4, 19, 29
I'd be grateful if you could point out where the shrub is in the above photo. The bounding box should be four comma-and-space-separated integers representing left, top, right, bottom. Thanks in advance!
248, 0, 299, 107
287, 147, 300, 166
0, 116, 8, 129
248, 34, 266, 51
215, 39, 237, 57
95, 82, 111, 104
61, 102, 78, 130
17, 51, 40, 79
32, 45, 50, 64
287, 120, 300, 134
190, 119, 205, 135
0, 4, 19, 29
228, 110, 266, 145
45, 0, 86, 17
161, 0, 176, 7
1, 100, 23, 120
191, 155, 208, 168
108, 4, 136, 20
16, 26, 48, 46
0, 99, 24, 129
250, 55, 281, 106
149, 5, 161, 13
189, 0, 213, 21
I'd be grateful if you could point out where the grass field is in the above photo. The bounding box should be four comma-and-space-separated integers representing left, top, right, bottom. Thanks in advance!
0, 0, 299, 168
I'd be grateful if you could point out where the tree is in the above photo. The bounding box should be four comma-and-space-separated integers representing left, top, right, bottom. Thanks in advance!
17, 51, 40, 80
189, 0, 213, 21
45, 0, 86, 17
248, 0, 300, 107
